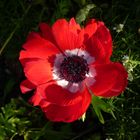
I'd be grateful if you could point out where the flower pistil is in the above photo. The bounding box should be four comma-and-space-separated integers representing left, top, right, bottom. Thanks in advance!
60, 55, 89, 83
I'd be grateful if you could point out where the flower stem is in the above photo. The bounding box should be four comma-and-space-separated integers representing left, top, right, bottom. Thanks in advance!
0, 5, 31, 56
0, 25, 18, 55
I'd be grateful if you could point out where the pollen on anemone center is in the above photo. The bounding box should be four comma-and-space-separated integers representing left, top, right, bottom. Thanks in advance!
59, 55, 89, 83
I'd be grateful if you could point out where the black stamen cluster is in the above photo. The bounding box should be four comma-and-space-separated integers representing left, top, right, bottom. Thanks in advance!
60, 55, 89, 83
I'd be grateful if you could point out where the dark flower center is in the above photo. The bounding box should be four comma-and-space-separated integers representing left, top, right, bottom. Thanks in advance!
60, 55, 89, 83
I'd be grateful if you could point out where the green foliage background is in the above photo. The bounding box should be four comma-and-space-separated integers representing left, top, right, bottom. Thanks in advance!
0, 0, 140, 139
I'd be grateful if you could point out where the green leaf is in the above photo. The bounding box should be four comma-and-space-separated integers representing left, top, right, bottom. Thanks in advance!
50, 0, 71, 24
76, 4, 96, 24
73, 0, 86, 6
91, 93, 116, 124
0, 99, 31, 139
94, 107, 105, 124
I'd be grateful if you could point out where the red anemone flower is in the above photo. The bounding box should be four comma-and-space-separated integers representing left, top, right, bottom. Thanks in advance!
19, 18, 127, 122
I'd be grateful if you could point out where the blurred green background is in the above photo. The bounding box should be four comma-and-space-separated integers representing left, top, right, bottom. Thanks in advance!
0, 0, 140, 139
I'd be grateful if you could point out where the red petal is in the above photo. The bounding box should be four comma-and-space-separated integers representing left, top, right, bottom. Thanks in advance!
26, 31, 38, 41
36, 81, 88, 106
84, 21, 112, 64
84, 36, 107, 64
19, 32, 59, 61
52, 18, 82, 51
19, 57, 40, 67
29, 91, 45, 106
94, 21, 112, 61
90, 63, 127, 97
24, 60, 53, 85
39, 22, 55, 43
20, 79, 36, 94
69, 18, 81, 34
83, 19, 97, 41
39, 88, 91, 122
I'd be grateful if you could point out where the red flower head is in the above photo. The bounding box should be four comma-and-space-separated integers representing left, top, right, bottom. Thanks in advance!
19, 18, 127, 122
